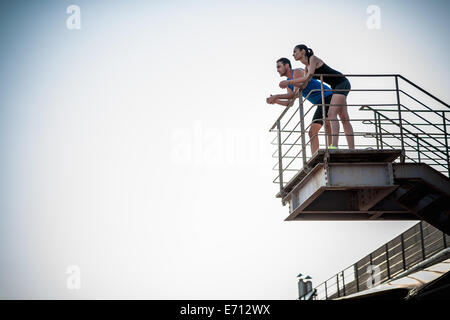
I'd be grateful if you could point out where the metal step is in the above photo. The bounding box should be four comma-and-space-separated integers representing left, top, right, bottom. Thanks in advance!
392, 164, 450, 234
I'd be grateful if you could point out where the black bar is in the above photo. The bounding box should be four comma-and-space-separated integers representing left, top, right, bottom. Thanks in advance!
442, 112, 450, 176
397, 74, 450, 108
416, 135, 421, 163
378, 114, 383, 149
336, 274, 340, 298
369, 253, 374, 288
374, 111, 379, 149
312, 73, 400, 78
276, 120, 284, 192
342, 271, 346, 296
397, 93, 446, 129
385, 244, 391, 279
400, 234, 407, 270
395, 75, 405, 162
374, 110, 447, 167
354, 263, 360, 292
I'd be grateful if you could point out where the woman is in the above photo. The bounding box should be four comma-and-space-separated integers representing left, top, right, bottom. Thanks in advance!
280, 44, 354, 149
267, 57, 333, 154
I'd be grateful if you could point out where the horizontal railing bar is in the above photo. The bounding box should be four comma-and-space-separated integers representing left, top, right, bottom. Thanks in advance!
395, 114, 447, 149
399, 89, 446, 114
312, 73, 400, 77
378, 126, 444, 167
280, 105, 302, 132
270, 73, 449, 131
399, 103, 446, 133
362, 121, 448, 128
365, 106, 448, 161
269, 91, 302, 131
361, 107, 450, 113
397, 74, 450, 108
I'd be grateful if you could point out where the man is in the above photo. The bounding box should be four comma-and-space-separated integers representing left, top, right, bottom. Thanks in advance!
267, 58, 334, 154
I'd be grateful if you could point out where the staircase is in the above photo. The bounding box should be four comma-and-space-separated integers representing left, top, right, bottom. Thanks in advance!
392, 163, 450, 234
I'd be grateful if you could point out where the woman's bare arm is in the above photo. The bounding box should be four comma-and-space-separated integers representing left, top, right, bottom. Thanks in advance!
281, 56, 321, 88
279, 69, 307, 89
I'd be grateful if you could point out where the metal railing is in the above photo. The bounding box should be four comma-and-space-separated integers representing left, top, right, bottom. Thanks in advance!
269, 74, 450, 195
312, 221, 450, 300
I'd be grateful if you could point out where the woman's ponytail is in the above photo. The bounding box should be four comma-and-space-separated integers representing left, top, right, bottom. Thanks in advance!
295, 44, 314, 62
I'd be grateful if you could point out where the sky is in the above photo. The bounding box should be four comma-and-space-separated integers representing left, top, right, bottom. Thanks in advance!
0, 0, 449, 299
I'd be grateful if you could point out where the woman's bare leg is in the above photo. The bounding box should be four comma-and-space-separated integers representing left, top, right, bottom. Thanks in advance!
338, 104, 355, 149
325, 120, 332, 146
328, 94, 346, 147
309, 123, 322, 155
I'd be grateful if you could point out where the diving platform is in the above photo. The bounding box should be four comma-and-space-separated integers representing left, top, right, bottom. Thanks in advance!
270, 74, 450, 234
279, 149, 450, 235
276, 149, 402, 199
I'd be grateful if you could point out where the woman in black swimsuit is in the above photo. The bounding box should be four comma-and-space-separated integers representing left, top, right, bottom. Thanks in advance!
280, 44, 355, 149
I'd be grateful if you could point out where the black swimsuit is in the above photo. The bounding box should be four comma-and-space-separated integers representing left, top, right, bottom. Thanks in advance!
313, 62, 351, 97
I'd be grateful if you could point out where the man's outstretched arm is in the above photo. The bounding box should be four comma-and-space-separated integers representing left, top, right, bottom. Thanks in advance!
270, 88, 300, 107
266, 86, 296, 104
273, 98, 290, 107
267, 91, 295, 102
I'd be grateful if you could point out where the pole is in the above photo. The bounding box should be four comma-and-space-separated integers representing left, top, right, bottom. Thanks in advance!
276, 120, 284, 192
395, 75, 405, 162
299, 90, 307, 167
320, 75, 328, 150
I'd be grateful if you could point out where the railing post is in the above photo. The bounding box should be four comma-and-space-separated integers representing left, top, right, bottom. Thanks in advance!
442, 112, 450, 176
336, 274, 340, 297
400, 234, 407, 270
378, 113, 383, 149
395, 75, 405, 162
341, 271, 346, 296
276, 120, 284, 192
298, 90, 307, 167
354, 263, 359, 292
385, 243, 391, 279
419, 221, 426, 260
325, 281, 328, 300
320, 75, 328, 150
369, 252, 374, 284
416, 134, 421, 163
374, 111, 379, 149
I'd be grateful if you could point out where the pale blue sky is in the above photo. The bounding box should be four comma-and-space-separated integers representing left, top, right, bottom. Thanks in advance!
0, 0, 448, 299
